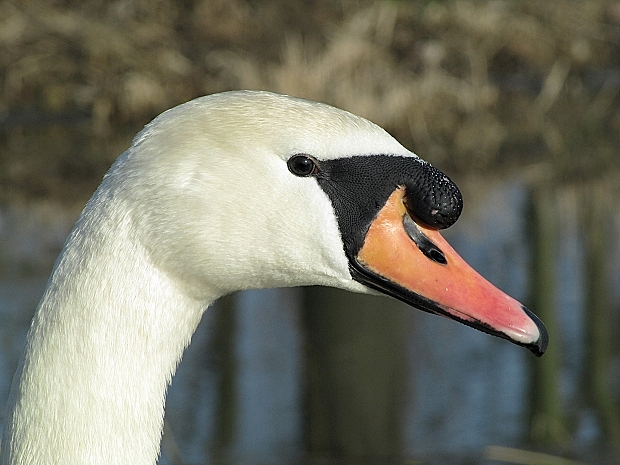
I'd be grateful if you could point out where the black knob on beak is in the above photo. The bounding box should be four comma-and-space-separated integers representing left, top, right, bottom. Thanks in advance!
404, 161, 463, 230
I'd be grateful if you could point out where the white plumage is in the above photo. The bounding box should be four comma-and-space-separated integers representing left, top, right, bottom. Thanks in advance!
0, 91, 414, 465
1, 90, 546, 465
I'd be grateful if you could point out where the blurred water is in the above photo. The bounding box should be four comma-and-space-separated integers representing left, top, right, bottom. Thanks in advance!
0, 181, 601, 464
405, 182, 532, 458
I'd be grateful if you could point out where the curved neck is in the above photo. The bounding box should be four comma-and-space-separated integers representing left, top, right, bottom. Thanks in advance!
1, 194, 212, 465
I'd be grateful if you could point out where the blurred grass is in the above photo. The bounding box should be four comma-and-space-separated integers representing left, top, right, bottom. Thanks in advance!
1, 0, 619, 202
485, 445, 589, 465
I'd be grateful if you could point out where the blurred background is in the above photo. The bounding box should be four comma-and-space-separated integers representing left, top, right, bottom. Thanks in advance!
1, 0, 620, 464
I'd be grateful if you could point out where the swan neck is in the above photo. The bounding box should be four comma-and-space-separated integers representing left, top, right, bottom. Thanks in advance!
1, 194, 212, 465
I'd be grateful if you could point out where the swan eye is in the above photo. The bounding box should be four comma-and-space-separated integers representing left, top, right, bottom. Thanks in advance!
287, 154, 319, 177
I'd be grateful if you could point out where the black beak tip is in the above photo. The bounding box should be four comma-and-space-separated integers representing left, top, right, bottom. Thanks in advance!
522, 305, 549, 357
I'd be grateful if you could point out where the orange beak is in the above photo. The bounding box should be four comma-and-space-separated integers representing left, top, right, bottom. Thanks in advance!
350, 187, 548, 356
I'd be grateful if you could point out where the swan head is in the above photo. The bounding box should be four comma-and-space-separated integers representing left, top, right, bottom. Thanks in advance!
109, 90, 547, 356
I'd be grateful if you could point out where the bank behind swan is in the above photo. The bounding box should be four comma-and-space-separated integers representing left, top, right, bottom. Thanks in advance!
0, 91, 547, 465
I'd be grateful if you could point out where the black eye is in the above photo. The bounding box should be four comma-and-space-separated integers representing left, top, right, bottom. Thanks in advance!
287, 154, 319, 177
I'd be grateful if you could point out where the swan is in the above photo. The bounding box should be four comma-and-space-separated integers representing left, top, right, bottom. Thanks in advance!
0, 90, 547, 465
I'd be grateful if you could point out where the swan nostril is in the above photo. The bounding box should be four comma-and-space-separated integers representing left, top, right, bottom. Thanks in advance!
402, 213, 447, 265
428, 248, 447, 265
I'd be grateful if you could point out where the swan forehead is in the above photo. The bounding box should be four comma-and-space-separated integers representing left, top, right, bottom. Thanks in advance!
143, 91, 414, 161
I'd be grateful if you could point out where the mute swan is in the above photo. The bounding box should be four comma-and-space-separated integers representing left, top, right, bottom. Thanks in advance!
0, 90, 547, 465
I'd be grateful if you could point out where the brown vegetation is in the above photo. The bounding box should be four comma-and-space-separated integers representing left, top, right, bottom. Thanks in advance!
1, 0, 619, 201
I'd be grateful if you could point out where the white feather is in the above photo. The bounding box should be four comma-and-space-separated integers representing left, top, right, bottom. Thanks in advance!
1, 91, 415, 465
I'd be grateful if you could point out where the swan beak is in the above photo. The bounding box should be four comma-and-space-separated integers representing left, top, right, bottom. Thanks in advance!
351, 188, 548, 356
